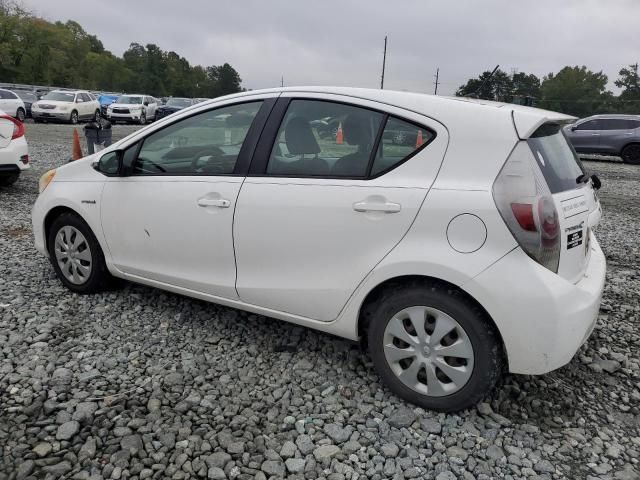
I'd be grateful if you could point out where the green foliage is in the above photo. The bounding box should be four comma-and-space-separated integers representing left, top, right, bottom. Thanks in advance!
614, 63, 640, 114
0, 1, 243, 97
456, 69, 540, 103
538, 66, 613, 117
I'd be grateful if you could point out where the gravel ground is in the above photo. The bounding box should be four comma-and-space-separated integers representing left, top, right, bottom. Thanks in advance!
1, 124, 639, 480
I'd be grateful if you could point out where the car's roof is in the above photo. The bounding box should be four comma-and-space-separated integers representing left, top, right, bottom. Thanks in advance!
203, 86, 575, 139
582, 114, 640, 120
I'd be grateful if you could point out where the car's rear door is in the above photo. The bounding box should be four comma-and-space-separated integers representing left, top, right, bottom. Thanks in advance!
100, 96, 275, 298
234, 94, 448, 321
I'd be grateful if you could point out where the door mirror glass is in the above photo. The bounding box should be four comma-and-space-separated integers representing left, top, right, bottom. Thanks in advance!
570, 125, 577, 131
95, 150, 121, 175
144, 101, 149, 106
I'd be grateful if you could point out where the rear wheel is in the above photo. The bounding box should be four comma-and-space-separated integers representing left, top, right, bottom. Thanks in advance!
16, 108, 25, 122
621, 144, 640, 165
367, 281, 503, 412
69, 110, 78, 125
48, 212, 115, 293
0, 174, 19, 186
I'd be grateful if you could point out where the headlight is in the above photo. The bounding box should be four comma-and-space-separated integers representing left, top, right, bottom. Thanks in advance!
39, 169, 56, 193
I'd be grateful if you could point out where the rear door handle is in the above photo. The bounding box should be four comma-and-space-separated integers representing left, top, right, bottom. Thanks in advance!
197, 198, 231, 208
353, 201, 401, 213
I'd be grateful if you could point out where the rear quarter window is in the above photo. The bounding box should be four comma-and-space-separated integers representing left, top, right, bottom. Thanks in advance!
528, 123, 585, 194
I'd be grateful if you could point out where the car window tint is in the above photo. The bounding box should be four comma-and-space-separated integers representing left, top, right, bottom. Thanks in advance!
576, 120, 600, 130
371, 116, 434, 176
599, 119, 632, 130
133, 101, 262, 175
0, 90, 11, 99
266, 100, 384, 177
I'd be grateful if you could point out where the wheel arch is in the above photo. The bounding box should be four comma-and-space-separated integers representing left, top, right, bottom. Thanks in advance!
356, 274, 508, 368
43, 205, 82, 252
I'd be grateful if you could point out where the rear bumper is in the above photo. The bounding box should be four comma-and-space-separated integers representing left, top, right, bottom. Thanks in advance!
464, 232, 606, 374
0, 136, 29, 174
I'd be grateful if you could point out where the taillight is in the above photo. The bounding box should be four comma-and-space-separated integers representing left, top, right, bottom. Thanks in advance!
493, 142, 560, 273
0, 115, 24, 139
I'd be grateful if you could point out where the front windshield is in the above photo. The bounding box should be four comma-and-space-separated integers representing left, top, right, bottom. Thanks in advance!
167, 98, 192, 107
15, 91, 36, 101
42, 92, 75, 102
117, 96, 143, 104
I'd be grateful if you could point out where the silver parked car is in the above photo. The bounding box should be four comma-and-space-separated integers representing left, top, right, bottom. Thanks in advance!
564, 114, 640, 165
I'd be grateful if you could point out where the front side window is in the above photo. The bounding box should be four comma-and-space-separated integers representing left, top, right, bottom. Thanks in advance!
266, 100, 384, 177
132, 101, 262, 175
575, 120, 600, 131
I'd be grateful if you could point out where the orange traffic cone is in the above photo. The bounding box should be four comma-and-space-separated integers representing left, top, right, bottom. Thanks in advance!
335, 122, 344, 145
415, 129, 423, 148
71, 128, 83, 161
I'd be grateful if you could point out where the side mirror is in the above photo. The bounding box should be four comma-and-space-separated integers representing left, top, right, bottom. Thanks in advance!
570, 125, 577, 131
144, 101, 149, 106
94, 150, 122, 176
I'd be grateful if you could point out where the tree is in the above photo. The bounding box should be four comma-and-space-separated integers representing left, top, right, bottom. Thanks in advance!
456, 69, 539, 103
538, 66, 613, 117
615, 63, 640, 114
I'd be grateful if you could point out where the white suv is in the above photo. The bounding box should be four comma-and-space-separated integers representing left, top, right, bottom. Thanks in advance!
107, 94, 158, 124
0, 109, 29, 186
32, 90, 100, 124
31, 87, 606, 411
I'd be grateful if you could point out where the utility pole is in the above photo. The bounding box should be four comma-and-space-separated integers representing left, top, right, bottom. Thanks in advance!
433, 68, 440, 95
281, 76, 284, 87
380, 36, 387, 89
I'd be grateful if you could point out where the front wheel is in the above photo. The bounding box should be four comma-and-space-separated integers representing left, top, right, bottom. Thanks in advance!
93, 109, 101, 122
16, 108, 25, 122
69, 110, 78, 124
621, 144, 640, 165
139, 112, 146, 125
367, 282, 503, 412
48, 212, 116, 293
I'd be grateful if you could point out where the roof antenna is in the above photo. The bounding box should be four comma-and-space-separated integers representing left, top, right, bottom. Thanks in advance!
466, 64, 499, 99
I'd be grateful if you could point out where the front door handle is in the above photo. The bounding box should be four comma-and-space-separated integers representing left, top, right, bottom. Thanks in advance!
353, 200, 401, 213
197, 198, 231, 208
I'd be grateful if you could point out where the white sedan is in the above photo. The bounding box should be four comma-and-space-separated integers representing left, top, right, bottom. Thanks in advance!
0, 109, 29, 186
31, 87, 606, 411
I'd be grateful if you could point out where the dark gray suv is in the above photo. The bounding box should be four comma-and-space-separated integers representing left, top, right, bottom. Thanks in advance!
564, 114, 640, 165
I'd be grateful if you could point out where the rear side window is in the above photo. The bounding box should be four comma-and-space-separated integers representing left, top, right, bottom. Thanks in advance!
371, 117, 434, 176
267, 100, 384, 177
528, 123, 584, 194
600, 119, 637, 130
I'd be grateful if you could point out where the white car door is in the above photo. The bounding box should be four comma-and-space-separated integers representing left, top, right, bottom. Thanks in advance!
100, 97, 275, 298
234, 94, 448, 321
146, 97, 157, 119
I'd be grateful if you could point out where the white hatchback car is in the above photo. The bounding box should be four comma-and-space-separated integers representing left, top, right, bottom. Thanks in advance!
32, 87, 606, 411
0, 109, 29, 186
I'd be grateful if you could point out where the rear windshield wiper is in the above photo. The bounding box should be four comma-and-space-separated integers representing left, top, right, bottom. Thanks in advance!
576, 173, 590, 184
576, 173, 602, 190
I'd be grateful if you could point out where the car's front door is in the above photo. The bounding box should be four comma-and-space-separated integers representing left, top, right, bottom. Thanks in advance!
100, 97, 274, 298
569, 119, 602, 153
234, 95, 448, 321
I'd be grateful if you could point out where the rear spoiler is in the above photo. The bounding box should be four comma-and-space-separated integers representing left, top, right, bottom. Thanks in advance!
511, 108, 577, 140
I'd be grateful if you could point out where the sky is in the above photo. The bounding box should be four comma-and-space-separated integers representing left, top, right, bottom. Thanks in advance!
22, 0, 640, 95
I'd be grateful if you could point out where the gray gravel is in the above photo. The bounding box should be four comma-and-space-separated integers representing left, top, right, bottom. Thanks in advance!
1, 124, 639, 479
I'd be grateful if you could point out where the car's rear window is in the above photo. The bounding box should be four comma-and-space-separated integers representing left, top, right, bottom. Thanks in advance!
527, 123, 585, 194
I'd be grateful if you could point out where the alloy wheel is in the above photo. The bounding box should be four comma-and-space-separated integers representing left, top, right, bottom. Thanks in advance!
54, 226, 92, 285
383, 306, 474, 397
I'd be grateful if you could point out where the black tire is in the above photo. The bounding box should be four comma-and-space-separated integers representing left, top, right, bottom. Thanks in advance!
69, 110, 78, 125
93, 109, 101, 122
0, 174, 19, 186
16, 108, 25, 122
621, 144, 640, 165
34, 118, 43, 124
367, 281, 504, 412
139, 112, 146, 125
47, 212, 116, 294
